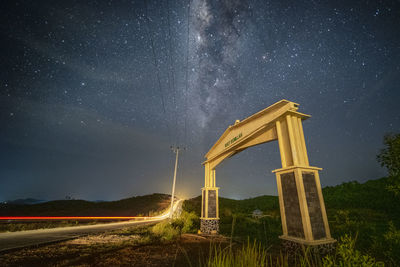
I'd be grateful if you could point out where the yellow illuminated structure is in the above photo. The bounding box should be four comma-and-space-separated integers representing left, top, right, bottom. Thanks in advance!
200, 99, 335, 246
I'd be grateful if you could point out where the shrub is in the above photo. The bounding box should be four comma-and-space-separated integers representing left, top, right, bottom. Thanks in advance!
382, 221, 400, 264
180, 210, 199, 233
322, 234, 384, 267
151, 221, 179, 241
377, 133, 400, 178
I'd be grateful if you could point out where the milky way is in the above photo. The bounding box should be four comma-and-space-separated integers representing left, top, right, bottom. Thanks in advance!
192, 0, 250, 128
0, 0, 399, 201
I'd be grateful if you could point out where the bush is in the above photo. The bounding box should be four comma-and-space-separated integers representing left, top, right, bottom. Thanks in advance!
151, 211, 199, 241
377, 133, 400, 178
322, 234, 384, 267
382, 221, 400, 264
151, 221, 180, 241
377, 133, 400, 197
180, 210, 199, 233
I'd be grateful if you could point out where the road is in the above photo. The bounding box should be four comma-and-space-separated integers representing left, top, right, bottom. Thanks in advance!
0, 199, 182, 252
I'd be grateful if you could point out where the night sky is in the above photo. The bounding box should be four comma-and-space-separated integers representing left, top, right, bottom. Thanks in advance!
1, 0, 399, 202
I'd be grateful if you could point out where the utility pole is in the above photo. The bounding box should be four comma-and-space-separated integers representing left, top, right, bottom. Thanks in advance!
169, 146, 180, 218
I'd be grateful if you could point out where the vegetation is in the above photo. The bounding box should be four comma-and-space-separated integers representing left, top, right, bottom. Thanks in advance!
377, 133, 400, 197
322, 235, 383, 267
322, 178, 400, 264
184, 195, 282, 247
186, 196, 282, 251
183, 175, 400, 265
151, 221, 180, 241
377, 133, 400, 177
105, 210, 199, 245
204, 235, 384, 267
151, 210, 199, 241
206, 239, 277, 267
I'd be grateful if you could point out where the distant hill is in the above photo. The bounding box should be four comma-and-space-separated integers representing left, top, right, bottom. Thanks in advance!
0, 193, 171, 217
4, 198, 47, 205
322, 177, 400, 217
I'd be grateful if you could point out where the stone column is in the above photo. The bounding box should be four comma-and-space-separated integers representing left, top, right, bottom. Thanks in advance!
274, 166, 333, 245
200, 163, 219, 234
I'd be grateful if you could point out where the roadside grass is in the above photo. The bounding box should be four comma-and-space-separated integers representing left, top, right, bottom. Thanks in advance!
206, 239, 281, 267
204, 235, 384, 267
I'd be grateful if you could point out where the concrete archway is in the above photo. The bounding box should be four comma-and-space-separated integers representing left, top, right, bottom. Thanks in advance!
200, 100, 335, 246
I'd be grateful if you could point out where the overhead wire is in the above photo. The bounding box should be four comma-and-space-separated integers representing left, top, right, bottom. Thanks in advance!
166, 0, 179, 146
183, 0, 191, 149
144, 0, 190, 149
142, 1, 191, 205
179, 0, 192, 189
143, 0, 172, 144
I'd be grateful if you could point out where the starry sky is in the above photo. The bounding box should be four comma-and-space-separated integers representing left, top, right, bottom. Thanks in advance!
1, 0, 399, 202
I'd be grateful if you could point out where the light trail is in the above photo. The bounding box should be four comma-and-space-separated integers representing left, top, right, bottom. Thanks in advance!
0, 216, 151, 220
0, 200, 181, 221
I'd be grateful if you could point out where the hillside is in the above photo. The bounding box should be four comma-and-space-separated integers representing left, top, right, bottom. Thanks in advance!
323, 177, 400, 217
4, 198, 46, 205
0, 193, 171, 217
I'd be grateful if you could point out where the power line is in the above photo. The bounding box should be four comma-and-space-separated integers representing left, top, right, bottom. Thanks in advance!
183, 0, 191, 148
166, 0, 179, 146
177, 0, 191, 197
144, 0, 172, 144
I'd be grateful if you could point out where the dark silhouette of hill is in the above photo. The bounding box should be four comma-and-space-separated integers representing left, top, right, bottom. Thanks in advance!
323, 177, 400, 219
0, 193, 171, 217
4, 198, 46, 205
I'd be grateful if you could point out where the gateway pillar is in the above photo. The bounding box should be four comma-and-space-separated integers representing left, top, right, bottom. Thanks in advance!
273, 114, 334, 245
200, 163, 219, 234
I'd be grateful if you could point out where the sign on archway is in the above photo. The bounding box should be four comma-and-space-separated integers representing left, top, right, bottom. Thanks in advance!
200, 100, 335, 246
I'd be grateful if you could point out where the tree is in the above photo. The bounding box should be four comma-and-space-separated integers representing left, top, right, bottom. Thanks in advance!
377, 133, 400, 195
377, 133, 400, 176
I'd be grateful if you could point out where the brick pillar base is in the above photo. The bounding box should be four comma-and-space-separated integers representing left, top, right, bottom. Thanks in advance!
200, 219, 219, 234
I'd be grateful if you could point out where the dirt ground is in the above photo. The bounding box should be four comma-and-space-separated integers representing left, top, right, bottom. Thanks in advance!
0, 233, 231, 266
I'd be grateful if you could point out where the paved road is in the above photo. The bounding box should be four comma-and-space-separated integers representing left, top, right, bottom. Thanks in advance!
0, 200, 182, 252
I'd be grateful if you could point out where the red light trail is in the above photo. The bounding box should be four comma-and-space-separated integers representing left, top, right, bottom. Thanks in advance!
0, 216, 152, 220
